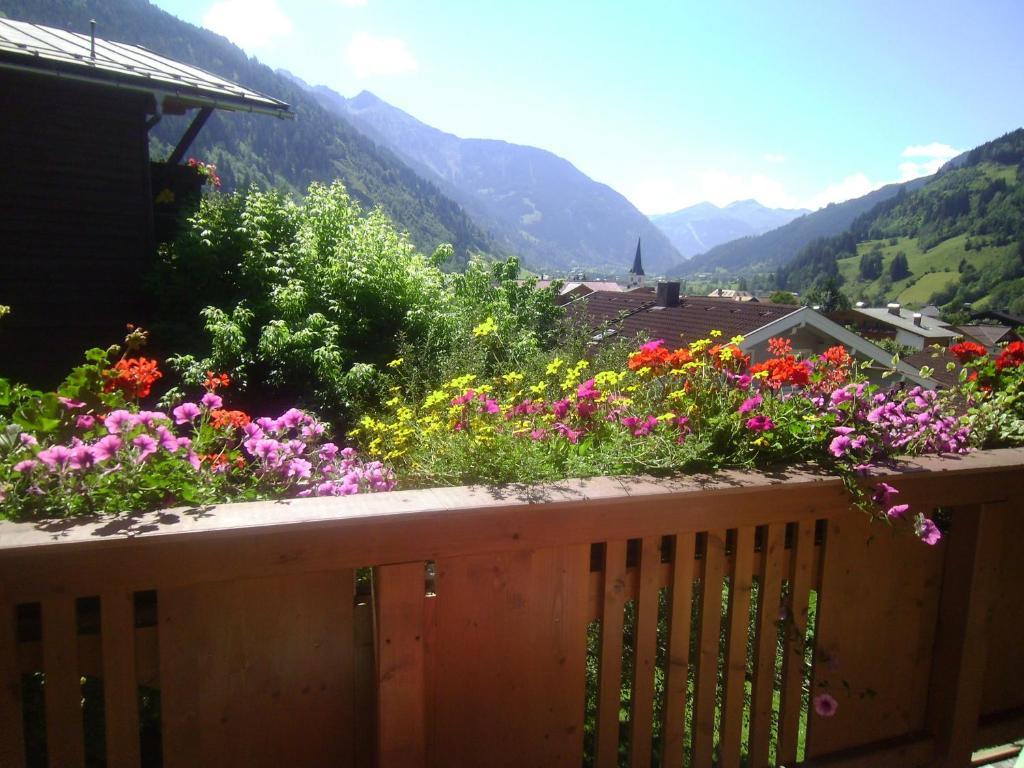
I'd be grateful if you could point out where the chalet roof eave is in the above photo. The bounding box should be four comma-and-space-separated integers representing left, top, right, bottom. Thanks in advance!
0, 56, 294, 119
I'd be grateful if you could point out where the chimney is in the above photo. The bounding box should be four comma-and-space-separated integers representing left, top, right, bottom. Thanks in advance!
656, 281, 681, 308
913, 313, 923, 327
887, 303, 902, 316
90, 19, 96, 59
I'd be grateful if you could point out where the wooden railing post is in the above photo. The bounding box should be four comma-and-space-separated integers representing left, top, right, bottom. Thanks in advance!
927, 502, 1007, 767
375, 562, 426, 768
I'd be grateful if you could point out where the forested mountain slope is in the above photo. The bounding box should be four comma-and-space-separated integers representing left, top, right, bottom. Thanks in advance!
307, 86, 681, 274
781, 129, 1024, 312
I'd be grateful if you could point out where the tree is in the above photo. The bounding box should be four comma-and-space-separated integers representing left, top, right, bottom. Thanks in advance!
802, 277, 850, 313
768, 291, 798, 305
889, 252, 911, 281
859, 251, 884, 280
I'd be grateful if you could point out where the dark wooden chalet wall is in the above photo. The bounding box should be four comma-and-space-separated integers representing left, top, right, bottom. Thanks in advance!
0, 71, 154, 385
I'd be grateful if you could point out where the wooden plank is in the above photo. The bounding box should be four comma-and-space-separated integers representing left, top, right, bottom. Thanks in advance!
159, 570, 355, 768
101, 590, 141, 768
720, 526, 755, 768
927, 503, 1006, 768
595, 541, 627, 768
375, 562, 426, 768
693, 529, 726, 766
0, 590, 26, 768
629, 536, 661, 768
749, 523, 785, 768
41, 595, 84, 768
778, 520, 815, 764
430, 544, 590, 768
660, 533, 696, 768
979, 496, 1024, 716
4, 454, 1022, 604
808, 509, 945, 758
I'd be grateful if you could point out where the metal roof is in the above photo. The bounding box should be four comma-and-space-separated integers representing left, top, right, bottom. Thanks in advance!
849, 307, 958, 340
0, 18, 291, 118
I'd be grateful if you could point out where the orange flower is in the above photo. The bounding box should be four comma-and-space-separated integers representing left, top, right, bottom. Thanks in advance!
204, 371, 231, 392
210, 409, 251, 430
104, 357, 162, 399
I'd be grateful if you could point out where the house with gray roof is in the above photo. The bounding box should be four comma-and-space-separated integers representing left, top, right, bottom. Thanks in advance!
831, 303, 959, 350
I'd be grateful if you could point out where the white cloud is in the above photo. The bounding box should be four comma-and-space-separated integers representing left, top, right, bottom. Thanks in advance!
763, 153, 786, 164
337, 0, 368, 6
902, 142, 960, 160
346, 32, 418, 78
203, 0, 292, 50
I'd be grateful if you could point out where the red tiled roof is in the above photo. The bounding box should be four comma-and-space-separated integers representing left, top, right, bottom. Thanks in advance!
573, 292, 799, 344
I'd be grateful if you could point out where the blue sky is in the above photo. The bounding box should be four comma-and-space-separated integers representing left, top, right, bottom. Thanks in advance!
156, 0, 1023, 214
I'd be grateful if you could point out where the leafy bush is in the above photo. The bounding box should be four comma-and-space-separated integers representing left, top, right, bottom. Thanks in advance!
151, 182, 565, 422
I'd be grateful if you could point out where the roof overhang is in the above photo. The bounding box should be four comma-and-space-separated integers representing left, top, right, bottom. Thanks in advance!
0, 19, 292, 119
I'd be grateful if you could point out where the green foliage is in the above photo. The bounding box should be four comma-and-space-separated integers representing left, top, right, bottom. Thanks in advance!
154, 182, 566, 422
768, 290, 799, 305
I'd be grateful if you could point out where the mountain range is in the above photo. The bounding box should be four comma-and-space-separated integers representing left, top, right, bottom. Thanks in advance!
297, 82, 681, 274
650, 200, 808, 259
670, 178, 936, 277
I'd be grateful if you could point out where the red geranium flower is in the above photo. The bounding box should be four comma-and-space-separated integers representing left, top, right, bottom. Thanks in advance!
996, 341, 1024, 371
949, 341, 988, 362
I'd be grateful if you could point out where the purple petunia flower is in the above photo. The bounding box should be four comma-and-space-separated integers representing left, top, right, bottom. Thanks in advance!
917, 517, 942, 545
738, 395, 762, 414
829, 435, 852, 457
13, 459, 38, 473
813, 693, 838, 717
872, 482, 898, 507
92, 435, 122, 462
132, 434, 158, 463
200, 392, 223, 410
746, 414, 774, 432
886, 504, 910, 519
173, 402, 201, 424
104, 410, 136, 435
37, 445, 73, 472
58, 396, 86, 410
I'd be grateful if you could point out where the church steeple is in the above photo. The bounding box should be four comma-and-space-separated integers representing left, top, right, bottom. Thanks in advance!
628, 237, 644, 286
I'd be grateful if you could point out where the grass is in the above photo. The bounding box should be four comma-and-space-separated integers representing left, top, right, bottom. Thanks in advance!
837, 232, 1016, 307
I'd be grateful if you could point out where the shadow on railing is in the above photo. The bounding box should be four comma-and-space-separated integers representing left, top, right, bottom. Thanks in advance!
1, 448, 1023, 767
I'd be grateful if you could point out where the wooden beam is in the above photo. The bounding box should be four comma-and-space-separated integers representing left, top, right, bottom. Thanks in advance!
167, 107, 213, 165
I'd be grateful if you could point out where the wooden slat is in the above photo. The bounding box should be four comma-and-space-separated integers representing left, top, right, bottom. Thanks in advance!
375, 562, 426, 768
42, 595, 84, 768
778, 520, 815, 764
927, 503, 1006, 768
629, 536, 661, 767
429, 545, 590, 767
101, 590, 141, 768
595, 541, 628, 768
0, 590, 26, 768
808, 510, 945, 758
720, 526, 756, 768
749, 523, 785, 768
693, 530, 726, 766
159, 570, 355, 768
660, 533, 696, 768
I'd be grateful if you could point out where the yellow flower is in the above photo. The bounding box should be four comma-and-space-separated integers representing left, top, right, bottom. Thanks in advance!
594, 370, 622, 388
546, 358, 564, 376
659, 412, 677, 423
690, 338, 711, 352
385, 396, 400, 408
730, 335, 745, 345
472, 317, 497, 337
530, 381, 548, 395
709, 329, 723, 338
386, 357, 404, 368
502, 372, 525, 385
447, 374, 476, 390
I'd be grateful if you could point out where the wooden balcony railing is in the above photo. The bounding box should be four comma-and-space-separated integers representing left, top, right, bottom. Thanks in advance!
1, 448, 1023, 767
